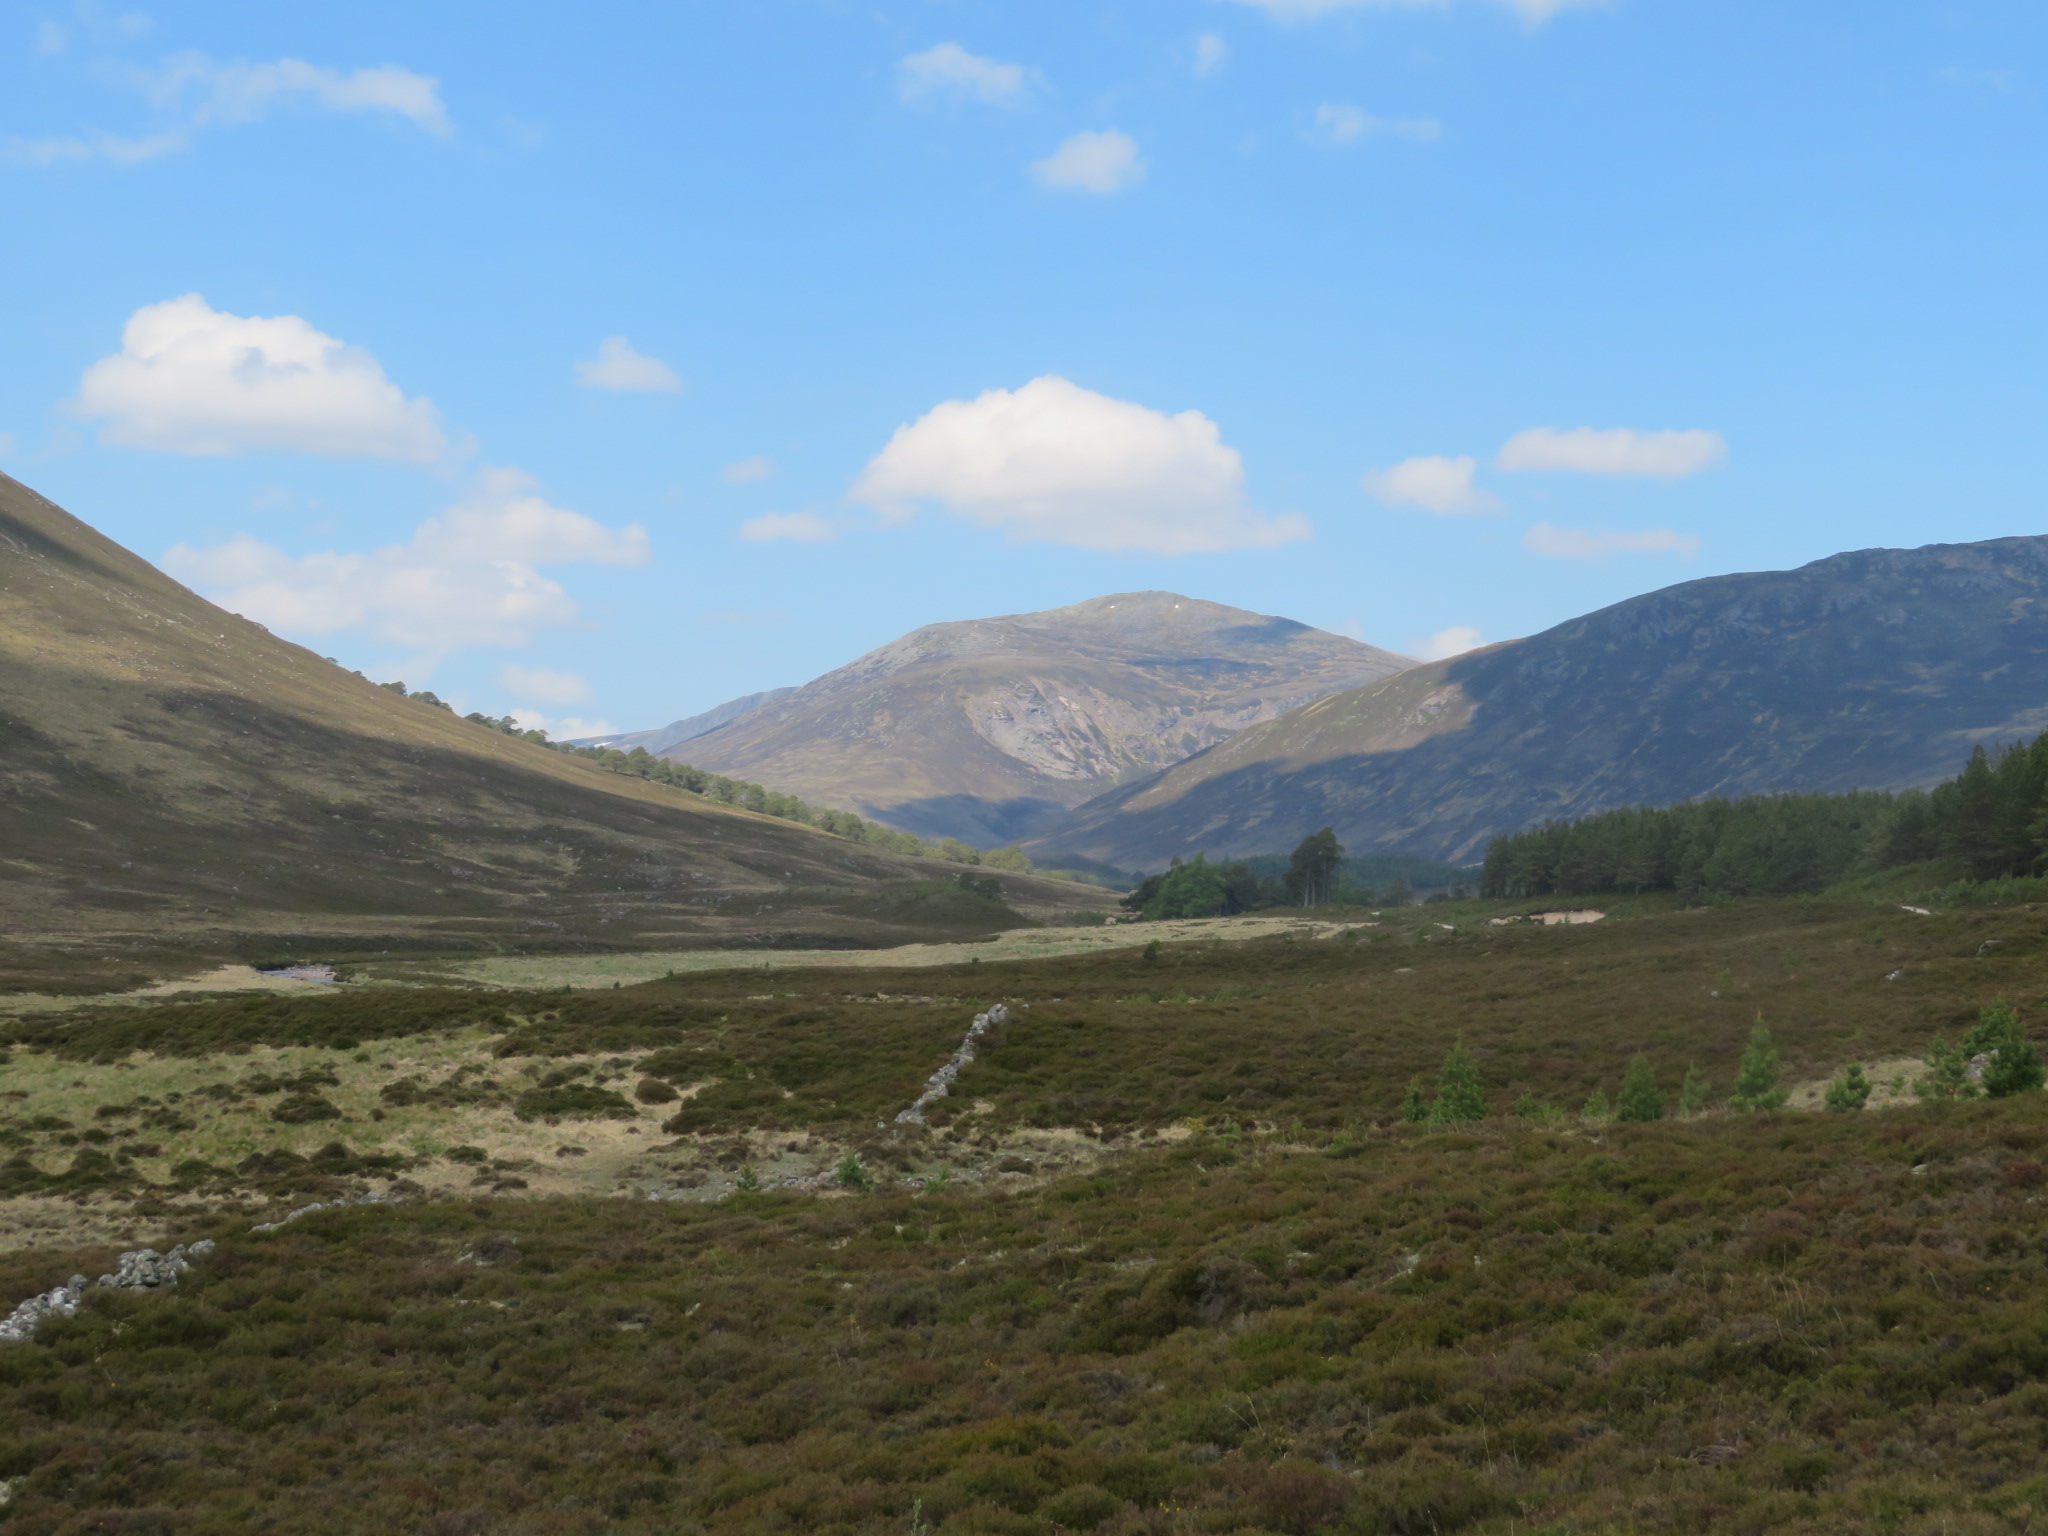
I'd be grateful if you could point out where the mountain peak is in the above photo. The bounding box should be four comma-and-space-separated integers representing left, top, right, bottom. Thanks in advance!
664, 593, 1412, 846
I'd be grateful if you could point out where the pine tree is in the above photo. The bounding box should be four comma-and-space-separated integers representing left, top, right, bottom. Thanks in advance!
1286, 827, 1345, 907
1400, 1078, 1429, 1124
1916, 1035, 1977, 1100
1963, 1001, 2046, 1098
1678, 1064, 1708, 1118
1581, 1089, 1611, 1120
1823, 1063, 1872, 1113
1614, 1054, 1664, 1122
1429, 1041, 1488, 1123
1729, 1021, 1788, 1111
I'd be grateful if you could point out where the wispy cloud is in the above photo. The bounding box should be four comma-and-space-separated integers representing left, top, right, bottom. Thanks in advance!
1523, 523, 1701, 559
722, 456, 772, 484
1193, 34, 1229, 78
739, 512, 836, 544
163, 467, 649, 657
1313, 104, 1440, 144
897, 42, 1037, 107
500, 664, 592, 706
574, 336, 681, 393
1030, 130, 1145, 194
1230, 0, 1603, 23
1499, 426, 1727, 478
1417, 625, 1483, 659
9, 49, 449, 167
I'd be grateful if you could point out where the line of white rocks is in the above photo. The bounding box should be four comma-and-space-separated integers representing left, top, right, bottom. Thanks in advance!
894, 1003, 1010, 1126
0, 1240, 215, 1343
4, 1007, 1021, 1339
251, 1191, 403, 1232
1, 1192, 410, 1344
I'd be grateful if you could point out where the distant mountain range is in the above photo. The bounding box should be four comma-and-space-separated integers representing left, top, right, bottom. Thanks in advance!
1028, 534, 2048, 871
572, 688, 796, 755
630, 592, 1413, 846
0, 474, 1103, 987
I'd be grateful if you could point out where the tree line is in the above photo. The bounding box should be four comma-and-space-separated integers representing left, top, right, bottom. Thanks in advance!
1120, 829, 1470, 919
1480, 731, 2048, 900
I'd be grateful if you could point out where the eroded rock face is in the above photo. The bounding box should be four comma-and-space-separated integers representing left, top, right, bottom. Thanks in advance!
666, 592, 1411, 844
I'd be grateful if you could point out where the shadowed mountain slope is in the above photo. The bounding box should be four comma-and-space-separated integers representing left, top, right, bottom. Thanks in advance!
1030, 534, 2048, 870
669, 591, 1412, 845
571, 688, 796, 755
0, 474, 1103, 987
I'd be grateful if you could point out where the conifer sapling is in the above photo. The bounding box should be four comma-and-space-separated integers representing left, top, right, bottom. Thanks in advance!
1429, 1040, 1488, 1123
1729, 1021, 1788, 1111
1615, 1054, 1664, 1123
1678, 1064, 1708, 1119
1823, 1063, 1871, 1113
1963, 1000, 2045, 1099
1400, 1077, 1429, 1124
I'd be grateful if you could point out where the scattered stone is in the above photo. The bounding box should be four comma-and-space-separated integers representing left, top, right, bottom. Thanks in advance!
1, 1239, 217, 1343
894, 1004, 1009, 1126
259, 965, 339, 983
251, 1191, 402, 1233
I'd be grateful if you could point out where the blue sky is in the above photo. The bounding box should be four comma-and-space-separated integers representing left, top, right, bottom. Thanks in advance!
3, 0, 2042, 737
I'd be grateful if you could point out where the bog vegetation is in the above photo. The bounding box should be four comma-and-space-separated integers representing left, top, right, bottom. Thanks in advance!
4, 896, 2048, 1532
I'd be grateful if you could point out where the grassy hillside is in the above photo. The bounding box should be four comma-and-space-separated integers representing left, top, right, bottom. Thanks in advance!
0, 473, 1108, 990
2, 896, 2046, 1530
1032, 534, 2048, 870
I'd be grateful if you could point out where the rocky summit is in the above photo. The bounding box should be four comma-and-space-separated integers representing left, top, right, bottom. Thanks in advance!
661, 591, 1411, 846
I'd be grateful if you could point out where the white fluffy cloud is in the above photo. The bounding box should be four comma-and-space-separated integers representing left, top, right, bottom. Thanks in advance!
722, 455, 773, 484
1523, 523, 1702, 559
1230, 0, 1600, 21
1498, 427, 1727, 478
145, 53, 451, 136
897, 43, 1035, 107
851, 375, 1308, 556
1363, 455, 1501, 515
499, 664, 592, 706
1418, 625, 1484, 660
163, 467, 649, 653
74, 293, 447, 459
1194, 34, 1229, 77
739, 512, 836, 544
574, 336, 681, 393
1030, 131, 1145, 194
